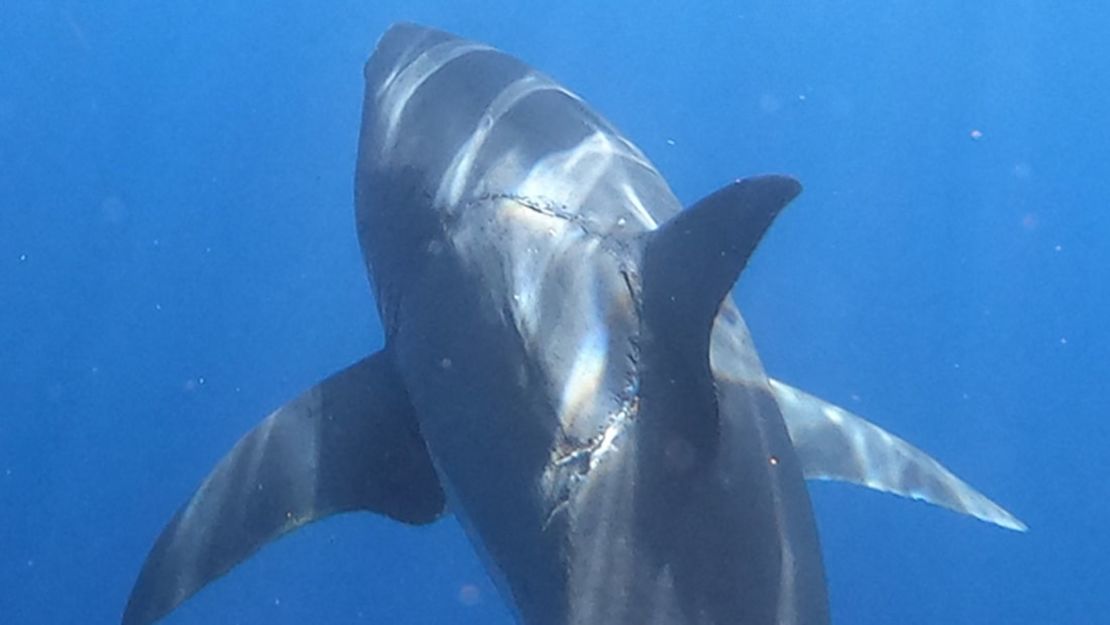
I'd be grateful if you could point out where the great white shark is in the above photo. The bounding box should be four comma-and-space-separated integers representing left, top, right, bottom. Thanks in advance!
123, 23, 1024, 625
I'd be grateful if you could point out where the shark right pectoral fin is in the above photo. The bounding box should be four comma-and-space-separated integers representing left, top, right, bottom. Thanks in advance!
122, 350, 445, 625
769, 378, 1026, 532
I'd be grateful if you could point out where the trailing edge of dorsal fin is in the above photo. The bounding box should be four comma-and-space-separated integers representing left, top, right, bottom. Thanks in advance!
121, 351, 446, 625
769, 379, 1027, 532
641, 175, 801, 352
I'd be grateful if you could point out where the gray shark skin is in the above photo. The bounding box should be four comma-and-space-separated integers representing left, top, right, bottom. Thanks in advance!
122, 23, 1024, 625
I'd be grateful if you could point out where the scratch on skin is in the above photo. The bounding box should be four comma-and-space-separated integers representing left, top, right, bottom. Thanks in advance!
472, 191, 646, 530
541, 392, 639, 531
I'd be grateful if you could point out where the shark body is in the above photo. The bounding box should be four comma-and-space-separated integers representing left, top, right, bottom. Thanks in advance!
123, 23, 1023, 625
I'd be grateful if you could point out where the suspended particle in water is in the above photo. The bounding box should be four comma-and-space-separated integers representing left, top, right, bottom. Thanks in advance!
458, 583, 482, 606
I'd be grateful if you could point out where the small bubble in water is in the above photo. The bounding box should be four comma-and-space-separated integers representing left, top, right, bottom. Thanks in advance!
458, 583, 482, 606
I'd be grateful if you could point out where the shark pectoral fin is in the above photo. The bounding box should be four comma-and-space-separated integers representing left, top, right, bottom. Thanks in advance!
769, 379, 1026, 532
122, 350, 445, 625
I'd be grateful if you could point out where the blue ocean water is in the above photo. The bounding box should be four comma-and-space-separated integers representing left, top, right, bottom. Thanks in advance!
2, 1, 1106, 623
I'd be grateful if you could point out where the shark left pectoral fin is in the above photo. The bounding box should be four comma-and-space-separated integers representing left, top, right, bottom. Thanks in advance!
122, 350, 445, 625
768, 379, 1026, 532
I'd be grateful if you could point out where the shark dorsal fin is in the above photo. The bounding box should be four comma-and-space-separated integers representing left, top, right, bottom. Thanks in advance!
641, 175, 801, 347
637, 175, 801, 456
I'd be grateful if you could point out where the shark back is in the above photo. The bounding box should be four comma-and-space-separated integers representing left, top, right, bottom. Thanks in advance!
356, 24, 828, 625
357, 22, 680, 237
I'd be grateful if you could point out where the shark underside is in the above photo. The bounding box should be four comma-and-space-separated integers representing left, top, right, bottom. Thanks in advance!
122, 22, 1023, 625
